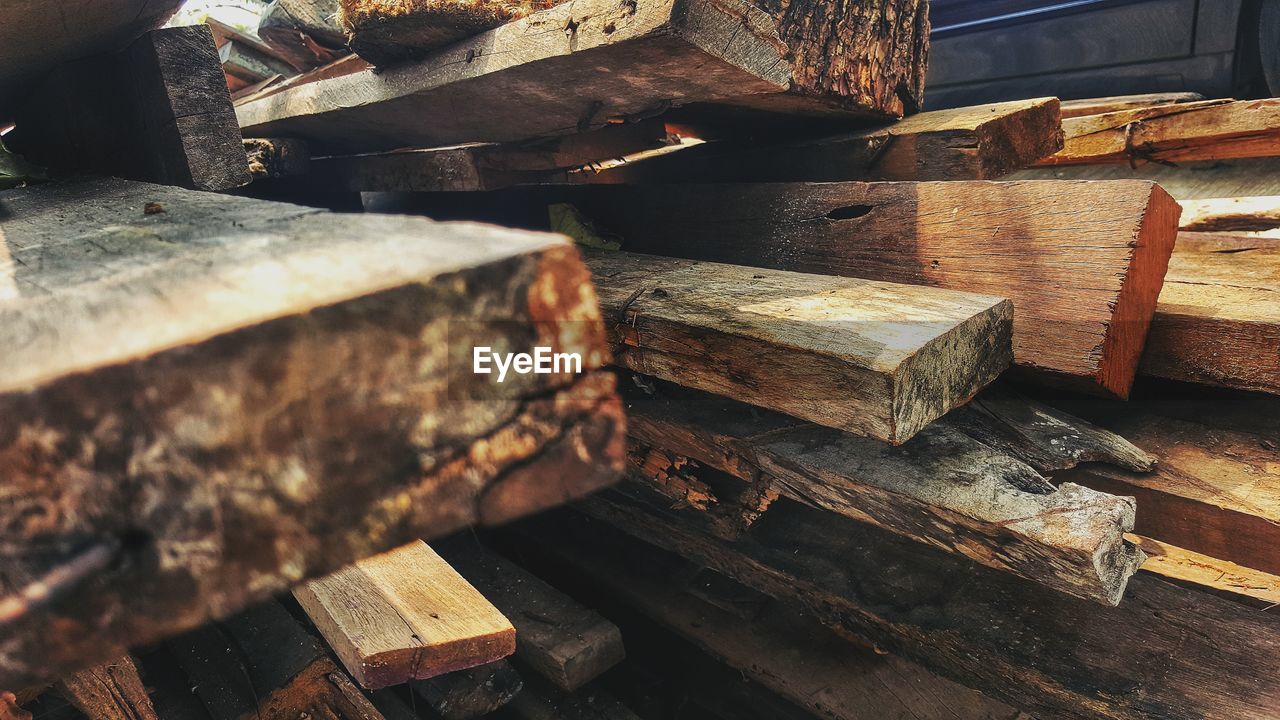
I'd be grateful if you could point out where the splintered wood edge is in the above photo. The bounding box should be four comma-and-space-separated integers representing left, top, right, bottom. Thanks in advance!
1093, 183, 1181, 398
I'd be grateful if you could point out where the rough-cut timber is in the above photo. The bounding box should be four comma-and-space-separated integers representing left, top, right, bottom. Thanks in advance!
532, 181, 1180, 397
520, 518, 1027, 720
412, 661, 524, 720
625, 380, 1146, 605
585, 98, 1064, 183
0, 178, 625, 689
1178, 195, 1280, 234
295, 541, 516, 689
8, 26, 250, 192
54, 657, 157, 720
436, 537, 626, 691
1140, 233, 1280, 393
586, 251, 1013, 444
0, 0, 184, 111
340, 0, 560, 66
1037, 99, 1280, 167
236, 0, 928, 152
576, 486, 1280, 720
168, 601, 385, 720
1058, 92, 1205, 119
1048, 385, 1280, 578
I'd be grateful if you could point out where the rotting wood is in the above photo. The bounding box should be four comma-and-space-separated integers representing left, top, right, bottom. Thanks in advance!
624, 379, 1146, 605
8, 25, 250, 192
411, 660, 524, 720
586, 250, 1013, 444
577, 98, 1064, 183
435, 536, 626, 692
457, 180, 1179, 397
574, 484, 1280, 720
54, 657, 156, 720
519, 517, 1029, 720
0, 177, 625, 689
294, 540, 516, 690
1036, 99, 1280, 167
168, 601, 385, 720
236, 0, 928, 153
1140, 233, 1280, 393
1058, 92, 1205, 119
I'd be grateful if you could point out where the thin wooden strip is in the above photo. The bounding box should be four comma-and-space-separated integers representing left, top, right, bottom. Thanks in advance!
1058, 92, 1205, 119
1133, 536, 1280, 608
1178, 196, 1280, 235
586, 250, 1013, 444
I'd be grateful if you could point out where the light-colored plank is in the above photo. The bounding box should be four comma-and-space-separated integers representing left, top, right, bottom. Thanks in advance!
1008, 156, 1280, 200
236, 0, 927, 152
295, 541, 517, 689
1058, 92, 1205, 119
1178, 195, 1280, 235
586, 250, 1013, 444
0, 177, 623, 690
1134, 536, 1280, 607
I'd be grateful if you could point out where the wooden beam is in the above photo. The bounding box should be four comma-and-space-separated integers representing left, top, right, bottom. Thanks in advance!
1046, 385, 1280, 578
339, 0, 555, 66
1140, 233, 1280, 393
574, 485, 1280, 720
9, 25, 250, 192
0, 178, 624, 689
168, 601, 385, 720
624, 380, 1148, 605
294, 541, 516, 689
579, 98, 1064, 183
53, 658, 156, 720
236, 0, 928, 152
490, 180, 1178, 398
1133, 536, 1280, 608
1036, 99, 1280, 167
1058, 92, 1205, 119
586, 250, 1013, 444
435, 537, 626, 691
1178, 196, 1280, 234
411, 660, 524, 720
519, 520, 1027, 720
1008, 157, 1280, 200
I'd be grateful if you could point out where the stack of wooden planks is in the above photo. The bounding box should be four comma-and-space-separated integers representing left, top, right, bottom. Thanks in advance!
4, 0, 1280, 715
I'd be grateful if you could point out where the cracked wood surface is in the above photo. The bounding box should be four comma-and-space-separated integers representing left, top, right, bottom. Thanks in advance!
295, 540, 516, 690
1036, 99, 1280, 167
0, 178, 624, 689
623, 379, 1145, 605
577, 485, 1280, 720
580, 98, 1064, 183
54, 657, 157, 720
524, 180, 1179, 397
236, 0, 927, 153
1140, 233, 1280, 393
586, 250, 1013, 444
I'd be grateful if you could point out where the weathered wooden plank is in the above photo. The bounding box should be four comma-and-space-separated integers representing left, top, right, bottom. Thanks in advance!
435, 537, 626, 691
168, 601, 385, 720
411, 660, 524, 720
519, 518, 1027, 720
236, 0, 928, 153
0, 0, 184, 110
53, 658, 156, 720
0, 178, 624, 689
579, 98, 1064, 183
575, 484, 1280, 720
1133, 536, 1280, 608
1037, 99, 1280, 167
625, 379, 1146, 604
478, 180, 1178, 397
586, 250, 1013, 444
1058, 92, 1205, 119
9, 25, 250, 192
505, 675, 643, 720
1008, 157, 1280, 200
1048, 384, 1280, 577
1139, 233, 1280, 393
1178, 195, 1280, 235
295, 541, 516, 689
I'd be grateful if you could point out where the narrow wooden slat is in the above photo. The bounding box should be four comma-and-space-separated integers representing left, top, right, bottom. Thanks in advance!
1058, 92, 1205, 119
0, 178, 624, 689
1133, 536, 1280, 608
1037, 99, 1280, 167
436, 538, 626, 691
295, 541, 517, 689
586, 250, 1013, 444
1140, 233, 1280, 393
236, 0, 928, 152
1178, 196, 1280, 234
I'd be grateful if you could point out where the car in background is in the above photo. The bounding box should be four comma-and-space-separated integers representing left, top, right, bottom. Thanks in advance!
925, 0, 1279, 109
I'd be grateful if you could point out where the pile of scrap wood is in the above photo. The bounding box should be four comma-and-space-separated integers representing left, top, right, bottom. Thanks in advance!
3, 0, 1280, 719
